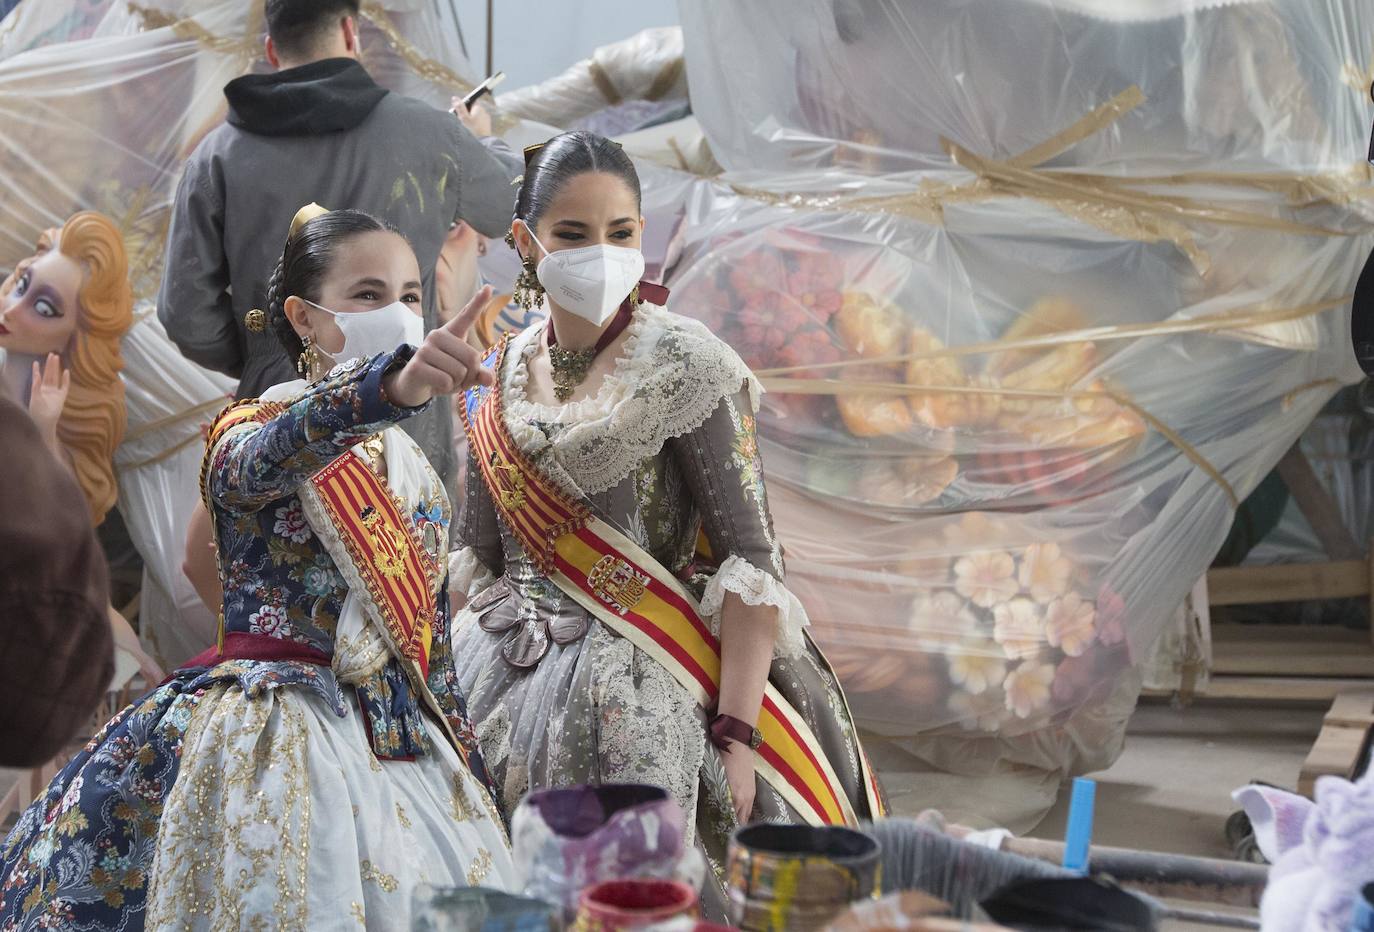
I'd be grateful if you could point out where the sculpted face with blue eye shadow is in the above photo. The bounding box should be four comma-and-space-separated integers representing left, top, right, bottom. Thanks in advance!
0, 232, 84, 357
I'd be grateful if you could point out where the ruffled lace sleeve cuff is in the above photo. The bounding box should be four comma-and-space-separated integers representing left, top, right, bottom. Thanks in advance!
448, 546, 497, 600
699, 555, 809, 659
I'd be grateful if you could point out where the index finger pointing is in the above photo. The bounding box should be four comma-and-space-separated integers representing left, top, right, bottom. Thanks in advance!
443, 284, 496, 338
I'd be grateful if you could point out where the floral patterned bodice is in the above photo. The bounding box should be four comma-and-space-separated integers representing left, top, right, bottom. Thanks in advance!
205, 350, 483, 765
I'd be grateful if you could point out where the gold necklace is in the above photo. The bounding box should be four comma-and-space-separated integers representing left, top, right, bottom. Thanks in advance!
548, 344, 597, 402
545, 302, 636, 402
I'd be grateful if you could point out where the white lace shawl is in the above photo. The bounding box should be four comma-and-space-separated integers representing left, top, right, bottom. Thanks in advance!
502, 301, 762, 496
452, 303, 809, 657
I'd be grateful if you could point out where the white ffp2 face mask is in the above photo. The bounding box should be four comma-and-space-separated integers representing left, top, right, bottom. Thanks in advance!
304, 298, 425, 365
525, 225, 645, 326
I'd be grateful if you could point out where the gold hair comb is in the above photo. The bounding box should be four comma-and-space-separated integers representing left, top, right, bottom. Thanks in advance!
288, 202, 330, 239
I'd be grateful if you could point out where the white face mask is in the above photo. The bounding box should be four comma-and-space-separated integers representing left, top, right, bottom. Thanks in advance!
525, 224, 645, 326
304, 298, 425, 365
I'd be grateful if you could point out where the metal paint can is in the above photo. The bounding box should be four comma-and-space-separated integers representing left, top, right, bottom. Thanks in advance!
726, 824, 882, 931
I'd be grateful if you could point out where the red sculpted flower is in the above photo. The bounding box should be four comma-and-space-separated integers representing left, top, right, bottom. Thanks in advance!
727, 251, 787, 311
788, 251, 846, 323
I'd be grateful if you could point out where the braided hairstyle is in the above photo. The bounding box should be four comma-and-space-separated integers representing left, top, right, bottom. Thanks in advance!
513, 131, 642, 239
264, 209, 397, 361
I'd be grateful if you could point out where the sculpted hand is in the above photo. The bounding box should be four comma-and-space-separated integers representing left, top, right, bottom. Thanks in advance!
28, 353, 70, 449
383, 285, 495, 408
722, 741, 758, 825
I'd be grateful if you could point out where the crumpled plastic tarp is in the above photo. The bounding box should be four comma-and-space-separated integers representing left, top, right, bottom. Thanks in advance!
0, 0, 484, 666
652, 0, 1374, 786
496, 26, 686, 136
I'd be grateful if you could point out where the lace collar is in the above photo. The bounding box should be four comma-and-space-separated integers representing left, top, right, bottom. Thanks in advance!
498, 302, 762, 495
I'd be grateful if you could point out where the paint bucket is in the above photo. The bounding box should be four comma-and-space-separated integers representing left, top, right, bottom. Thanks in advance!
726, 824, 882, 931
572, 879, 700, 930
511, 784, 694, 919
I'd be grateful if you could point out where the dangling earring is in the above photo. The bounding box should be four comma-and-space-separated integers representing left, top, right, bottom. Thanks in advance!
513, 255, 544, 311
629, 283, 641, 306
297, 335, 320, 378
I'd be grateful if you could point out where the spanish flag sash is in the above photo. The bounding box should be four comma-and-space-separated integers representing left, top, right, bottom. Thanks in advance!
463, 340, 884, 827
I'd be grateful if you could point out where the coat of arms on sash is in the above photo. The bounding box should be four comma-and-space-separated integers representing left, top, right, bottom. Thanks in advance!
588, 555, 650, 615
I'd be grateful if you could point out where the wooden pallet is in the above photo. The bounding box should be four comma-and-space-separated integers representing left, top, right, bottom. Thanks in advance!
1194, 623, 1374, 701
1298, 691, 1374, 797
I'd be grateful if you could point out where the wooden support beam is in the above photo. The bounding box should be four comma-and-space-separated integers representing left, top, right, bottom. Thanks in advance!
1209, 624, 1374, 677
1207, 561, 1369, 606
1183, 676, 1374, 702
1276, 445, 1362, 562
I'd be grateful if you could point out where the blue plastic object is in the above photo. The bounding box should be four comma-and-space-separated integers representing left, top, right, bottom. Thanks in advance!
1062, 778, 1097, 874
1350, 882, 1374, 931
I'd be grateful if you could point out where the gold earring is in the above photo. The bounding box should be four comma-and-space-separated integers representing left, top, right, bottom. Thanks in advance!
513, 256, 544, 311
297, 336, 320, 378
504, 229, 517, 250
629, 283, 640, 306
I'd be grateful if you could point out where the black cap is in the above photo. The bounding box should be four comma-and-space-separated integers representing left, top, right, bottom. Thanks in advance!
1353, 246, 1374, 376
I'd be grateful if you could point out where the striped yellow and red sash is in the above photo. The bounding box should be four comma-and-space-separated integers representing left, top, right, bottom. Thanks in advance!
309, 449, 439, 678
462, 341, 883, 826
202, 399, 439, 678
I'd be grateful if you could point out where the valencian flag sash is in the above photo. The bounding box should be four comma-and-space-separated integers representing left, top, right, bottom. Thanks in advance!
202, 400, 439, 679
463, 339, 885, 827
307, 450, 439, 678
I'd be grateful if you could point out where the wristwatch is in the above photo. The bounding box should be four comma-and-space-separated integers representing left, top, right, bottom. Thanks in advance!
709, 713, 763, 751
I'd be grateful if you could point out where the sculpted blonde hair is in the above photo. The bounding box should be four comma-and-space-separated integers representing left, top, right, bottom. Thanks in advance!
56, 211, 133, 524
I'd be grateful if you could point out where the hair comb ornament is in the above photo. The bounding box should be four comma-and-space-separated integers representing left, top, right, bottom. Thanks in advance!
522, 142, 546, 166
288, 202, 330, 240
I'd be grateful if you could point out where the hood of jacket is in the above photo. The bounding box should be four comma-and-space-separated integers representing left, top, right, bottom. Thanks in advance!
224, 58, 388, 137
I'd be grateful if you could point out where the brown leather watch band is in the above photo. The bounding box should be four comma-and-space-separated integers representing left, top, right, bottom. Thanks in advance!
709, 713, 762, 751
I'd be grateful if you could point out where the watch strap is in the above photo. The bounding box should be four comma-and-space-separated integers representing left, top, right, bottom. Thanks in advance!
710, 713, 761, 751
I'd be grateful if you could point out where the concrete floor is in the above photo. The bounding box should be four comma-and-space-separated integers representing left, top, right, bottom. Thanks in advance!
1031, 700, 1324, 858
870, 699, 1326, 930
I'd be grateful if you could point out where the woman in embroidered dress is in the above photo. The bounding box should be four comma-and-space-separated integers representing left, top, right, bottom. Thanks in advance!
450, 132, 882, 915
0, 207, 514, 930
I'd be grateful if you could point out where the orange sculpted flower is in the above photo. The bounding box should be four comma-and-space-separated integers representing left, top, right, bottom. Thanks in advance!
992, 597, 1045, 659
909, 591, 979, 649
949, 689, 1010, 732
1017, 542, 1073, 604
946, 639, 1008, 696
954, 550, 1018, 608
1044, 593, 1097, 657
1003, 661, 1056, 719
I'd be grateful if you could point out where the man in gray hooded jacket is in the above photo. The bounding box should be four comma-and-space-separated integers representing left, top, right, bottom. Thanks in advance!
158, 0, 518, 500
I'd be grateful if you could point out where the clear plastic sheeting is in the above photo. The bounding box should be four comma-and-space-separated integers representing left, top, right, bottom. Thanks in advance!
497, 26, 686, 135
664, 0, 1374, 795
114, 310, 234, 667
0, 0, 483, 664
656, 155, 1367, 780
681, 0, 1374, 176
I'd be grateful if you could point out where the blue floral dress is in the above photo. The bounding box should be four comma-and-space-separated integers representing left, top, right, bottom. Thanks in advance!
0, 349, 512, 931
